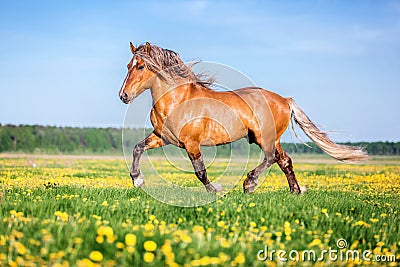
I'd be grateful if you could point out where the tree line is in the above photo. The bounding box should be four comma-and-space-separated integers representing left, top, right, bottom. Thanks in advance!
0, 124, 399, 155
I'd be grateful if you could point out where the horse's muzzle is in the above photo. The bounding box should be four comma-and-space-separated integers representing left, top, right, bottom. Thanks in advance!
120, 92, 131, 104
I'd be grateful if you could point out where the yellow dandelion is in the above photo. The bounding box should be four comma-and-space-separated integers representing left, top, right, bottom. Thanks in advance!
354, 221, 371, 227
219, 252, 229, 262
249, 202, 256, 208
275, 231, 282, 237
97, 226, 114, 237
14, 242, 26, 255
89, 251, 103, 262
96, 235, 104, 244
92, 215, 102, 220
217, 221, 225, 227
234, 252, 245, 264
321, 208, 328, 214
106, 235, 116, 244
125, 233, 136, 246
220, 238, 230, 248
143, 252, 155, 263
54, 211, 69, 222
376, 241, 384, 247
74, 237, 83, 244
180, 234, 192, 244
77, 259, 95, 267
308, 238, 322, 247
144, 240, 157, 252
116, 242, 125, 249
0, 236, 7, 246
144, 223, 154, 231
191, 259, 201, 266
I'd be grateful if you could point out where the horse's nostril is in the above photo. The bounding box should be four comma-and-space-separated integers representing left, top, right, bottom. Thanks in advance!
120, 92, 128, 100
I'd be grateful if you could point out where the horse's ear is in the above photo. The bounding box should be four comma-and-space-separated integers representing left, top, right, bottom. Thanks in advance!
130, 42, 137, 54
145, 42, 151, 54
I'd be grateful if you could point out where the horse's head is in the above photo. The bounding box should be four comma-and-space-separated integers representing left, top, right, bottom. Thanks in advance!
119, 42, 155, 104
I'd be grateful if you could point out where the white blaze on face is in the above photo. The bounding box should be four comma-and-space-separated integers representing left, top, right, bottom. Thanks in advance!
119, 58, 138, 97
131, 59, 138, 69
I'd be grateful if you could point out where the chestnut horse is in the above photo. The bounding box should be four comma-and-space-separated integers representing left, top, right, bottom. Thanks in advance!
119, 42, 367, 194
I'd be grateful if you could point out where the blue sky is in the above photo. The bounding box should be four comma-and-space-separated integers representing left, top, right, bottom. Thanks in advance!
0, 0, 399, 141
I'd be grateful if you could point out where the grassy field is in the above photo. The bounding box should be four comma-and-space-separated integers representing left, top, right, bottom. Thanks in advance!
0, 154, 399, 266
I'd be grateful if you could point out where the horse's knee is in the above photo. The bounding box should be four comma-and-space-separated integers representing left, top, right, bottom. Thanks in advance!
133, 142, 145, 156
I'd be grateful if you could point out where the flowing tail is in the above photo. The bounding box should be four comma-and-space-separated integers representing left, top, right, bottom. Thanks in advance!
287, 98, 368, 163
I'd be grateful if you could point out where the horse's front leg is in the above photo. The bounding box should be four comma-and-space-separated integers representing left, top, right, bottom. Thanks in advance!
130, 132, 165, 187
185, 142, 221, 193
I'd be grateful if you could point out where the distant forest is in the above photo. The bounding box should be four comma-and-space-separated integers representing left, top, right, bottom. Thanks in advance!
0, 125, 399, 156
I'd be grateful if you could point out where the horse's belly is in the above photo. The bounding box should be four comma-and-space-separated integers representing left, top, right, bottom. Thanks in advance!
199, 118, 247, 146
163, 99, 247, 146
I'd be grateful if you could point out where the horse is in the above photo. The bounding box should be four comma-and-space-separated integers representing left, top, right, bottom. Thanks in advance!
119, 42, 367, 194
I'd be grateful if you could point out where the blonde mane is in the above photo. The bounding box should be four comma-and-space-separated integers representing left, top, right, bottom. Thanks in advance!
134, 44, 214, 88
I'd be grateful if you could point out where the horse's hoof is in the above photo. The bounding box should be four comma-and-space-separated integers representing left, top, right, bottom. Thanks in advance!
206, 184, 222, 193
291, 185, 307, 194
290, 188, 301, 194
243, 180, 258, 194
244, 185, 256, 194
213, 183, 223, 192
300, 185, 307, 194
133, 176, 145, 188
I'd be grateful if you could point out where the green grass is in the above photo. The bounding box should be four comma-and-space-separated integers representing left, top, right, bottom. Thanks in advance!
0, 156, 399, 266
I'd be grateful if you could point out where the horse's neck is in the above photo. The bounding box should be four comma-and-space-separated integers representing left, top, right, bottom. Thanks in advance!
150, 80, 187, 111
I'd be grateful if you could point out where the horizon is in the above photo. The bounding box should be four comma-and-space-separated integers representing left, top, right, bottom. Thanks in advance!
1, 1, 399, 142
1, 124, 398, 144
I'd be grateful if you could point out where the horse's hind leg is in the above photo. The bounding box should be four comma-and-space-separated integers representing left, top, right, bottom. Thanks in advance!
275, 142, 307, 194
243, 154, 275, 193
243, 130, 276, 193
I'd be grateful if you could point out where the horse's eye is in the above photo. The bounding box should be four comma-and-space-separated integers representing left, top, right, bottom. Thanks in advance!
137, 65, 144, 70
